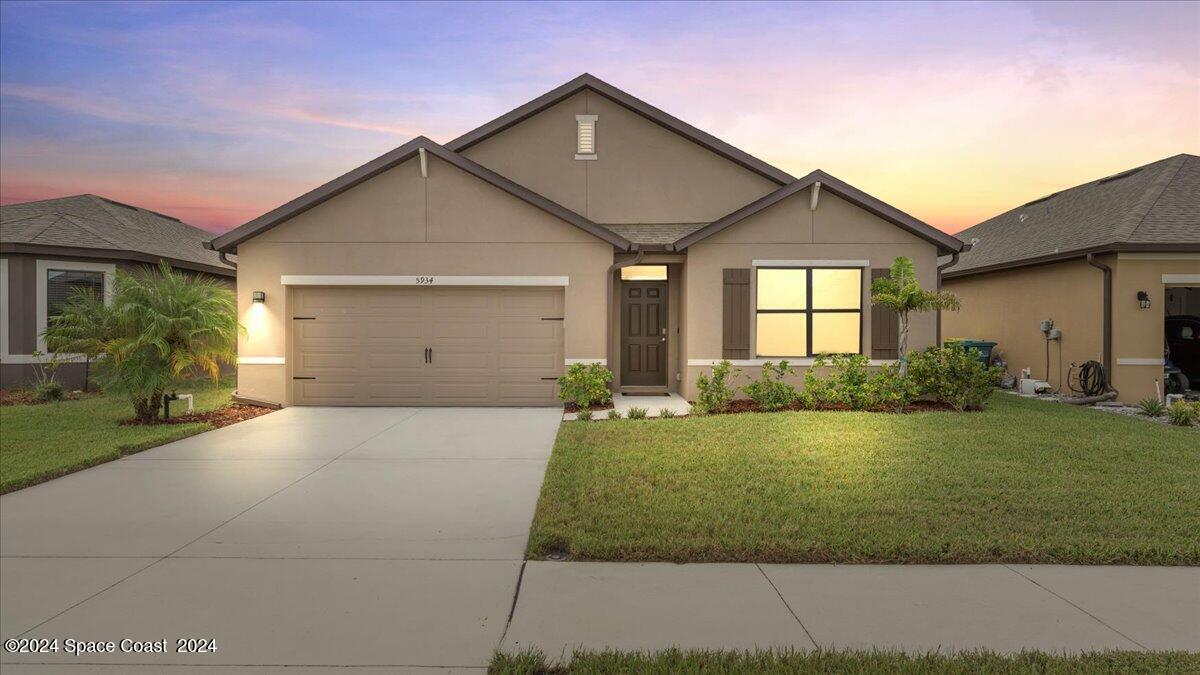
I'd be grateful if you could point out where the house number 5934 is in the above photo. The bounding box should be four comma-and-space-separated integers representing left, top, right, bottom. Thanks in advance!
415, 276, 435, 285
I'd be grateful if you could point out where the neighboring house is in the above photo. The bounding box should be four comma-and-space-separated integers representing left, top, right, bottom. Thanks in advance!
208, 74, 963, 407
943, 154, 1199, 403
1, 194, 236, 389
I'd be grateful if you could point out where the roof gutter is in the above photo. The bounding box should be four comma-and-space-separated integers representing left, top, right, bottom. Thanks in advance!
935, 244, 968, 344
1086, 253, 1113, 381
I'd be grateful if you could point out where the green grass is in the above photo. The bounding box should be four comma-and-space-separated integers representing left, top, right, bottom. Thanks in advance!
491, 648, 1200, 674
0, 378, 235, 494
527, 394, 1199, 564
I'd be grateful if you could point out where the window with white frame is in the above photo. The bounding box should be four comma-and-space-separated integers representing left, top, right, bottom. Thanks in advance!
35, 259, 115, 354
755, 267, 862, 357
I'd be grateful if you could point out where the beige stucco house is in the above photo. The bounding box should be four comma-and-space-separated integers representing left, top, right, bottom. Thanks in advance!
943, 154, 1199, 403
209, 74, 963, 407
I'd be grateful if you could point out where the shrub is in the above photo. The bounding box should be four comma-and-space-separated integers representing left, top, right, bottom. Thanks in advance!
908, 346, 1003, 411
626, 406, 648, 420
689, 403, 709, 416
658, 408, 676, 419
34, 380, 64, 402
804, 354, 875, 408
864, 362, 919, 412
695, 360, 737, 413
1137, 397, 1167, 417
1167, 400, 1197, 427
607, 408, 623, 420
43, 262, 238, 422
741, 360, 797, 411
556, 363, 614, 409
575, 408, 593, 422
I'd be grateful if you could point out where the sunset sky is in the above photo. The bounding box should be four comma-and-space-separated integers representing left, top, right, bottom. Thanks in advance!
1, 1, 1197, 235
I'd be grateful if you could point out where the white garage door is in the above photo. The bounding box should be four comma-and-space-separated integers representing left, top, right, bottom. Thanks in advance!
290, 286, 564, 406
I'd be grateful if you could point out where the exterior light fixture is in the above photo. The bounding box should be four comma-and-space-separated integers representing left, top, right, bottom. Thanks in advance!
252, 291, 266, 304
1136, 291, 1150, 309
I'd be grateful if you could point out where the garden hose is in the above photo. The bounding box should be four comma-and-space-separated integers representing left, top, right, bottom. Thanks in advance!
1067, 360, 1108, 398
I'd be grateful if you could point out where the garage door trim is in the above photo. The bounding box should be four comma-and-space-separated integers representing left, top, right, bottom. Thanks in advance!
281, 275, 569, 286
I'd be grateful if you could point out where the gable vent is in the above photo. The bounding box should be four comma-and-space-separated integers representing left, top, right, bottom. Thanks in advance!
576, 115, 597, 159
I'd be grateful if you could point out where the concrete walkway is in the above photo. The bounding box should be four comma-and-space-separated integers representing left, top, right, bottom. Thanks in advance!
2, 407, 1197, 672
562, 392, 691, 420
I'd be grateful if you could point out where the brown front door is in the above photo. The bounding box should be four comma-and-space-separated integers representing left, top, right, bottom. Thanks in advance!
621, 282, 667, 387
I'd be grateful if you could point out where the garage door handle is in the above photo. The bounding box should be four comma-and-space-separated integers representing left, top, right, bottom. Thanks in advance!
429, 347, 433, 364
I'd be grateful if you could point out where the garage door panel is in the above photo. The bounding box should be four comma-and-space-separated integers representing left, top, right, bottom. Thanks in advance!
291, 286, 563, 406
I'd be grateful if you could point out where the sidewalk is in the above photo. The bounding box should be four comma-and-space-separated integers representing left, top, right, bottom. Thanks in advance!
501, 562, 1199, 660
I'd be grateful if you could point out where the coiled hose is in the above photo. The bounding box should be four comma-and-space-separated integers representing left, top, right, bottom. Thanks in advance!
1064, 360, 1117, 404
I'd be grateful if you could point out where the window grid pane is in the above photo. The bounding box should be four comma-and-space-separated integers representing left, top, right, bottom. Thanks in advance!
755, 266, 862, 357
756, 268, 807, 310
811, 312, 861, 354
47, 270, 104, 319
756, 313, 808, 357
812, 268, 862, 309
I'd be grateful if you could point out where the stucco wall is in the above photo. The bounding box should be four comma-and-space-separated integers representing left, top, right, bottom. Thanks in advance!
461, 90, 778, 224
681, 189, 940, 399
235, 154, 614, 405
1111, 255, 1200, 401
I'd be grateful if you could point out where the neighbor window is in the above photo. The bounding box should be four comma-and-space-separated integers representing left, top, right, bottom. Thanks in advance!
755, 267, 862, 357
46, 269, 104, 320
576, 114, 597, 158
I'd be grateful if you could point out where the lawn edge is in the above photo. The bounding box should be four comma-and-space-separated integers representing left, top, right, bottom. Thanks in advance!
0, 423, 213, 495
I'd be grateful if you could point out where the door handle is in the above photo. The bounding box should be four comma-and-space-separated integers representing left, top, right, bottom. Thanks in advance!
424, 347, 431, 364
428, 347, 433, 364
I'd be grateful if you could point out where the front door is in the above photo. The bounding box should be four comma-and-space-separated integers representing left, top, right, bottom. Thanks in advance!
621, 282, 667, 387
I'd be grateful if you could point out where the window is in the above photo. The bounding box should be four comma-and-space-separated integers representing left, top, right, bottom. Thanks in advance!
620, 265, 667, 281
46, 269, 105, 320
576, 114, 597, 158
755, 267, 861, 357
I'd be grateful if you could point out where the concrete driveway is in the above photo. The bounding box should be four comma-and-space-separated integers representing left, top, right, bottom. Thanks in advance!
1, 406, 562, 672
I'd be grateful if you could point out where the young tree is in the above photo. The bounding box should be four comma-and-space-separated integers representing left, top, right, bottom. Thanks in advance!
44, 262, 240, 422
870, 256, 961, 377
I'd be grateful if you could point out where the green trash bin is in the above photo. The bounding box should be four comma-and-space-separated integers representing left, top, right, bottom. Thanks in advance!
945, 338, 996, 366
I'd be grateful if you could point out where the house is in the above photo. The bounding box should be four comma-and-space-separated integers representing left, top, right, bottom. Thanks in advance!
1, 194, 235, 389
207, 74, 963, 407
943, 154, 1200, 403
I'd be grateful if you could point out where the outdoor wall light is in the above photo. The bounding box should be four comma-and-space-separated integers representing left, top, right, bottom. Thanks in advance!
252, 291, 266, 304
1136, 291, 1150, 309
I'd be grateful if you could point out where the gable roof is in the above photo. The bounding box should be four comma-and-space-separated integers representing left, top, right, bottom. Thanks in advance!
673, 170, 964, 254
945, 154, 1200, 278
1, 194, 234, 276
207, 136, 631, 253
447, 73, 795, 185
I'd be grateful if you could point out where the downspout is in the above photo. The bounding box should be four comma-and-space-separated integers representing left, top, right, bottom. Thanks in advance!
1085, 253, 1115, 394
935, 247, 965, 346
605, 245, 644, 384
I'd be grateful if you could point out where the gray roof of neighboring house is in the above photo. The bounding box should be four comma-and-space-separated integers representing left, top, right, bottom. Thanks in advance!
0, 194, 234, 275
946, 154, 1200, 277
600, 223, 708, 245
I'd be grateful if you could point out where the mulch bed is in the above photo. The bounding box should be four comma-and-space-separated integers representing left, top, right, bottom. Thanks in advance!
563, 401, 616, 413
0, 389, 98, 406
120, 403, 276, 428
708, 398, 959, 415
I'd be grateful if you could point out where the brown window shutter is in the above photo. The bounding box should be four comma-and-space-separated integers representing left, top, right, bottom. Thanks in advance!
870, 268, 898, 359
722, 268, 751, 359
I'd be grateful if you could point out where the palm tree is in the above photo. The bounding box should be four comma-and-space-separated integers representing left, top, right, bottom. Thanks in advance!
870, 256, 961, 377
44, 262, 240, 421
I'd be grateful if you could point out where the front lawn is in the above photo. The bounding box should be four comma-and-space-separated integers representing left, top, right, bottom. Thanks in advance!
527, 394, 1199, 564
492, 648, 1199, 674
0, 377, 236, 494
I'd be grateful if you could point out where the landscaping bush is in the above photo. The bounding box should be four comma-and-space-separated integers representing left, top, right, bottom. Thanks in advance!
693, 360, 737, 414
607, 408, 623, 420
909, 346, 1003, 411
43, 262, 238, 422
1167, 400, 1197, 427
803, 354, 874, 408
575, 408, 593, 422
658, 408, 676, 419
1137, 397, 1167, 417
741, 360, 797, 411
626, 406, 648, 420
34, 380, 64, 403
556, 363, 613, 408
863, 362, 919, 412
